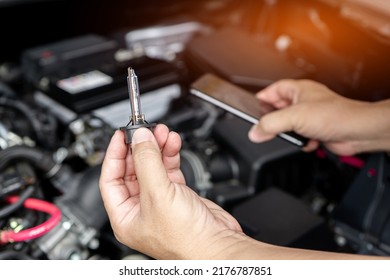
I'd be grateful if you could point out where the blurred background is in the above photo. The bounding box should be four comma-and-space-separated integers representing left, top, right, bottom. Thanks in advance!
0, 0, 390, 260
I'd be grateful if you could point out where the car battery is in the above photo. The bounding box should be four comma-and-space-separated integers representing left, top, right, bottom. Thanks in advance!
22, 34, 182, 114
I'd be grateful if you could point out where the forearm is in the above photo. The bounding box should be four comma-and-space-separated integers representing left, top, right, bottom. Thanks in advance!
201, 232, 386, 260
354, 99, 390, 154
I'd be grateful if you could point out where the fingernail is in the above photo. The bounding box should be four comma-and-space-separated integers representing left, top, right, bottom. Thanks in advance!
132, 128, 154, 145
248, 126, 262, 142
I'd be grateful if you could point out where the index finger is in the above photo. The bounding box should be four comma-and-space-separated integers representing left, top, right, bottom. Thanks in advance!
99, 130, 131, 207
257, 79, 332, 107
256, 79, 300, 108
100, 130, 128, 184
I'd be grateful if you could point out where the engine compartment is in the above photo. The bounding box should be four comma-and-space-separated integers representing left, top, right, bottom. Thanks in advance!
1, 0, 390, 260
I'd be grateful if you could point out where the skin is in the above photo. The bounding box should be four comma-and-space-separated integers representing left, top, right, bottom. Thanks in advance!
99, 79, 390, 260
248, 79, 390, 155
100, 125, 243, 259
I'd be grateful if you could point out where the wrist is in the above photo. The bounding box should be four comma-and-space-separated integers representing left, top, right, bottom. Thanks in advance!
354, 99, 390, 154
186, 230, 271, 259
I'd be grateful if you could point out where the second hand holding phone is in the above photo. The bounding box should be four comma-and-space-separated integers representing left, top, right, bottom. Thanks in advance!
190, 73, 308, 147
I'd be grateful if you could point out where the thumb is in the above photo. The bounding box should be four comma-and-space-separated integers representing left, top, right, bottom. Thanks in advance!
249, 106, 297, 143
131, 128, 172, 199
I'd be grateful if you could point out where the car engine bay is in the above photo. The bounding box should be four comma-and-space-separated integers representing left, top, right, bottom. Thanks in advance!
1, 0, 390, 260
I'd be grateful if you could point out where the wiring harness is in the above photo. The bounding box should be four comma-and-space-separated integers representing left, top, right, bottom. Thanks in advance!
0, 196, 61, 244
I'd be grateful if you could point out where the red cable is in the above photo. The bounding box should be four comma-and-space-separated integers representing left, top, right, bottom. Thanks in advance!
316, 148, 365, 169
338, 156, 365, 169
0, 197, 61, 244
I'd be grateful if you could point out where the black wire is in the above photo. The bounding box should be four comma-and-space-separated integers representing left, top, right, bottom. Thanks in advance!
0, 97, 43, 143
0, 250, 33, 260
0, 81, 16, 98
363, 153, 386, 237
0, 185, 35, 219
0, 145, 56, 173
0, 179, 25, 199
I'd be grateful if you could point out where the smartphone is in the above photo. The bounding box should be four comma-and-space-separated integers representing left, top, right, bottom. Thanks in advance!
190, 73, 308, 147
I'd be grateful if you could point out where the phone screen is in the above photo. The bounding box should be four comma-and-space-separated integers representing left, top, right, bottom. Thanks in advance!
190, 73, 308, 147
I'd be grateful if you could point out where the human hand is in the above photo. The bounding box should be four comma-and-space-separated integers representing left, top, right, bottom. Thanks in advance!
248, 79, 389, 156
99, 124, 243, 259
